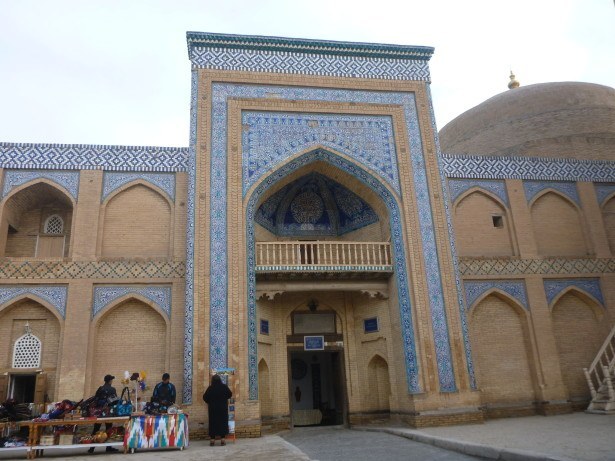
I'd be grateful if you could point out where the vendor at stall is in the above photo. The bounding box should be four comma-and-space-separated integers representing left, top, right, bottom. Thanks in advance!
152, 373, 176, 406
88, 374, 119, 454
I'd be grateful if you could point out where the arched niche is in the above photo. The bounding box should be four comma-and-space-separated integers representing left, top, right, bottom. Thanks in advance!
366, 354, 391, 413
602, 195, 615, 255
551, 290, 603, 401
100, 183, 172, 259
0, 181, 74, 258
468, 292, 535, 405
258, 359, 272, 418
453, 189, 515, 257
530, 191, 587, 257
90, 297, 168, 397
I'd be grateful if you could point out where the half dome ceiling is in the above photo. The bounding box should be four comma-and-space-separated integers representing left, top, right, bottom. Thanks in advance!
255, 172, 379, 236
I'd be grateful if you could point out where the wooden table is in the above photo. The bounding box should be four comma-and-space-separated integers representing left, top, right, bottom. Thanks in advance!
21, 416, 129, 459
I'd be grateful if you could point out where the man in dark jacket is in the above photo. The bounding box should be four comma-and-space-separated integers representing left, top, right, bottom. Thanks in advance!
152, 373, 176, 407
88, 374, 118, 454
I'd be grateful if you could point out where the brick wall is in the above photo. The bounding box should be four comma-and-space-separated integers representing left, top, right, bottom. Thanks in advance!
604, 197, 615, 254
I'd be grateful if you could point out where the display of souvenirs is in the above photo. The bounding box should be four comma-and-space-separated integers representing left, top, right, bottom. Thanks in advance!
0, 399, 31, 421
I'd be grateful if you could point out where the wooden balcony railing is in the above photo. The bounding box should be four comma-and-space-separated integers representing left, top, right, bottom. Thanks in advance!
256, 241, 393, 271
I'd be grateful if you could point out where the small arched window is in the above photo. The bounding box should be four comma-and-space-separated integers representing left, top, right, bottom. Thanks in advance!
12, 333, 42, 368
44, 215, 64, 234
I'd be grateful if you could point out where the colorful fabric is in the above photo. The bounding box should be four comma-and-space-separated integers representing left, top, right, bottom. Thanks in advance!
125, 414, 188, 449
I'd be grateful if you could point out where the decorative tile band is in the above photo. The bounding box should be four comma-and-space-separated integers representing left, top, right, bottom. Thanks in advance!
544, 278, 604, 306
189, 47, 431, 81
441, 154, 615, 182
102, 172, 176, 201
92, 286, 172, 318
210, 82, 455, 395
246, 149, 420, 398
427, 84, 475, 389
256, 265, 393, 272
242, 111, 400, 196
464, 280, 528, 310
2, 170, 80, 201
0, 260, 185, 279
0, 143, 189, 172
523, 181, 580, 206
448, 179, 508, 207
0, 285, 67, 318
458, 258, 615, 276
595, 183, 615, 205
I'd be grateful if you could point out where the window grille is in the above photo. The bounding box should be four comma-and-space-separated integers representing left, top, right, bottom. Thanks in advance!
12, 333, 42, 368
44, 215, 64, 234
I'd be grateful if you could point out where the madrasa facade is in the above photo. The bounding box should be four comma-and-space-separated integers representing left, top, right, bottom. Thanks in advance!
1, 32, 614, 435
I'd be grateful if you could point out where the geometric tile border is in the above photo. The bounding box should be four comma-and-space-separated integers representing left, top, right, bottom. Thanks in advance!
0, 260, 185, 279
441, 154, 615, 182
458, 258, 615, 276
2, 170, 80, 201
464, 280, 528, 310
0, 285, 68, 318
543, 278, 604, 307
523, 180, 580, 206
102, 172, 176, 201
92, 285, 172, 318
0, 143, 189, 172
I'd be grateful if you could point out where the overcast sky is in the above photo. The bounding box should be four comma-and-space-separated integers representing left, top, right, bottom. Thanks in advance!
1, 0, 613, 147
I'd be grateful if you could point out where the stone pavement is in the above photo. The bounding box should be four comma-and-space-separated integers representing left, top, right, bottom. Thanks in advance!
357, 412, 615, 461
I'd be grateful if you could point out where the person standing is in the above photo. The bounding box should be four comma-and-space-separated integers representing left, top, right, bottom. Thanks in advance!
203, 374, 232, 446
152, 373, 176, 407
88, 374, 118, 454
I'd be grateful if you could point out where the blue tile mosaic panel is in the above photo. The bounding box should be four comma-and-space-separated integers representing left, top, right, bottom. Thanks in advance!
2, 170, 80, 201
0, 143, 188, 172
441, 154, 615, 182
0, 286, 67, 318
464, 280, 529, 310
102, 172, 176, 201
543, 278, 604, 306
205, 82, 458, 397
523, 181, 580, 206
242, 112, 400, 196
448, 179, 509, 207
92, 286, 172, 318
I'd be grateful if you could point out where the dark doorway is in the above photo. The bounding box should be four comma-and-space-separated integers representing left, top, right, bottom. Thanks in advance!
289, 350, 345, 427
10, 374, 36, 403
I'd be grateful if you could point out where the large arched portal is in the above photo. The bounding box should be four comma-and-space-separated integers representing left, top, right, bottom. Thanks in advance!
247, 149, 417, 427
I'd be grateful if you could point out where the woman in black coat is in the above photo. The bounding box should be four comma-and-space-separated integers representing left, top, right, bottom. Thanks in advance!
203, 374, 233, 446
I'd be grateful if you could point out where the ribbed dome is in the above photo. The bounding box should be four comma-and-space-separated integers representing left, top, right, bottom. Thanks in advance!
439, 82, 615, 160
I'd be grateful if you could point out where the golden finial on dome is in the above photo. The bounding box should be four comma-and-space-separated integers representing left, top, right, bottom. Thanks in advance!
508, 70, 520, 89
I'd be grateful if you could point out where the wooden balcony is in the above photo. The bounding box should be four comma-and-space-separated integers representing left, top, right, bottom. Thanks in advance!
255, 241, 393, 278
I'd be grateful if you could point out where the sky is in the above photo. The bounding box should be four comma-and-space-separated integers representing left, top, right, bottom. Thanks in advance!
0, 0, 613, 147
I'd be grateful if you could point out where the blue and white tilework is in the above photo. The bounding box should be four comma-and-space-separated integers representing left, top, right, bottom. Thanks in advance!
207, 82, 457, 396
242, 111, 400, 195
2, 170, 80, 201
464, 280, 529, 311
427, 84, 475, 389
102, 172, 176, 201
595, 183, 615, 205
182, 70, 198, 404
523, 181, 580, 206
0, 143, 188, 172
246, 149, 419, 398
255, 172, 379, 236
448, 179, 509, 207
441, 154, 615, 182
544, 278, 604, 307
0, 286, 68, 318
92, 286, 172, 318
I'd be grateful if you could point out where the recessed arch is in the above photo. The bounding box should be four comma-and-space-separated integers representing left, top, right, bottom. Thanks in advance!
548, 287, 604, 317
530, 190, 587, 257
0, 294, 65, 324
468, 289, 528, 317
602, 195, 615, 255
101, 179, 174, 209
258, 358, 272, 418
366, 354, 391, 413
92, 292, 171, 326
1, 178, 77, 209
244, 147, 420, 399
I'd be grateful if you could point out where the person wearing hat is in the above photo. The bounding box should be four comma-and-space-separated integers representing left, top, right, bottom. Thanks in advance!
88, 374, 118, 454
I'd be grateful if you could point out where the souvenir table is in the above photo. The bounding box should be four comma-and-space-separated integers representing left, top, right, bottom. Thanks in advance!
124, 413, 188, 453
